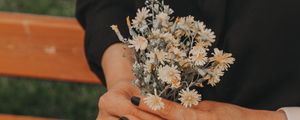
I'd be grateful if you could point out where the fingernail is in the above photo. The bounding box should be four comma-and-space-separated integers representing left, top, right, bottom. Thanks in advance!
119, 116, 129, 120
131, 96, 140, 106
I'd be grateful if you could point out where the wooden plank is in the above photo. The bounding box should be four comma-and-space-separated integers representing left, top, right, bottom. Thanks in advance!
0, 12, 100, 84
0, 114, 59, 120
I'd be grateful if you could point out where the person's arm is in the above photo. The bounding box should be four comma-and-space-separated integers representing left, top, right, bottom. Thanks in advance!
101, 43, 135, 89
94, 43, 163, 120
75, 0, 136, 87
76, 0, 164, 119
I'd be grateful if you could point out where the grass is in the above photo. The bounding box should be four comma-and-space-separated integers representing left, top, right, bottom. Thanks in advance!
0, 0, 107, 119
0, 0, 75, 17
0, 77, 106, 120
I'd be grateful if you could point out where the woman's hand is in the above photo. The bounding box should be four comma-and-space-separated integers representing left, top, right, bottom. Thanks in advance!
131, 95, 287, 120
96, 81, 164, 120
98, 43, 164, 119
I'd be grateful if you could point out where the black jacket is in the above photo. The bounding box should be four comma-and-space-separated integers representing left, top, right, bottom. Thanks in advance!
76, 0, 300, 110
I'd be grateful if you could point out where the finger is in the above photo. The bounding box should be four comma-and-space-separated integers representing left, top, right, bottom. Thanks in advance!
104, 96, 163, 120
97, 112, 118, 120
191, 100, 214, 111
131, 95, 200, 120
98, 116, 118, 120
96, 107, 105, 120
120, 115, 140, 120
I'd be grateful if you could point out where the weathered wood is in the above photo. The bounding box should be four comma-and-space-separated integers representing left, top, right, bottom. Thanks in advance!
0, 12, 100, 84
0, 114, 59, 120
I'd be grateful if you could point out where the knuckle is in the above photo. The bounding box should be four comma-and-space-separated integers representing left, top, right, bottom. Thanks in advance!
99, 93, 110, 108
99, 96, 105, 106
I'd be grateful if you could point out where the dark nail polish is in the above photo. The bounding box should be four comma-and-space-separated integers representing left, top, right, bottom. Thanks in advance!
131, 96, 140, 106
119, 116, 129, 120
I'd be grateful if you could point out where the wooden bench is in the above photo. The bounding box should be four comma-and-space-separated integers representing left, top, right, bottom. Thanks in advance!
0, 114, 59, 120
0, 12, 101, 119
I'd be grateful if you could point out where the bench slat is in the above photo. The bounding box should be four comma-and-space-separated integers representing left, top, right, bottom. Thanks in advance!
0, 12, 100, 84
0, 114, 58, 120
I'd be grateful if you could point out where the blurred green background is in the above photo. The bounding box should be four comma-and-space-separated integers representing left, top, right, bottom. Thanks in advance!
0, 0, 106, 119
0, 0, 75, 17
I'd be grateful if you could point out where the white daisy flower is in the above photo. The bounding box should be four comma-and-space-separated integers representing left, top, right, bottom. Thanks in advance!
193, 21, 206, 32
144, 93, 165, 111
147, 48, 168, 64
169, 46, 186, 59
150, 29, 161, 39
155, 49, 168, 64
128, 36, 148, 51
161, 32, 180, 45
194, 36, 214, 48
190, 51, 208, 66
210, 48, 235, 71
185, 16, 195, 27
157, 65, 181, 84
177, 17, 187, 29
156, 12, 170, 27
179, 89, 201, 108
198, 28, 216, 43
207, 76, 220, 86
132, 7, 150, 28
205, 68, 224, 86
177, 16, 195, 33
160, 32, 175, 41
190, 42, 207, 55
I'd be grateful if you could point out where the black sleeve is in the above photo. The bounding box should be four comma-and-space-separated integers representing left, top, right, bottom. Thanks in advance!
75, 0, 141, 87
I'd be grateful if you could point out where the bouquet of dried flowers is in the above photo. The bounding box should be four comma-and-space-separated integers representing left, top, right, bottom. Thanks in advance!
111, 0, 235, 110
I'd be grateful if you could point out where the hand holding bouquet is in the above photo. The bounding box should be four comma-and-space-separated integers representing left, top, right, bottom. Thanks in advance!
111, 0, 235, 111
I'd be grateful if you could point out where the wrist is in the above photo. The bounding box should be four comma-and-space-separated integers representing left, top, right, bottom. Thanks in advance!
101, 43, 135, 90
106, 78, 134, 90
